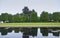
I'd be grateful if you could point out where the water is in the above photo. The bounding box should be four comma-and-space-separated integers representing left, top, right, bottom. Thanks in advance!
0, 27, 60, 38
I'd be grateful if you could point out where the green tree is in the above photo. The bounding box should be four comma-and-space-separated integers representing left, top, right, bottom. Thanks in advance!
30, 10, 38, 22
1, 13, 9, 22
8, 14, 13, 23
49, 13, 53, 22
52, 12, 60, 22
20, 14, 28, 22
12, 13, 20, 23
40, 11, 49, 22
22, 6, 29, 14
0, 15, 2, 20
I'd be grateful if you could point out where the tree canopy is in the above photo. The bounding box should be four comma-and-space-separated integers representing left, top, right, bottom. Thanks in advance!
0, 7, 60, 23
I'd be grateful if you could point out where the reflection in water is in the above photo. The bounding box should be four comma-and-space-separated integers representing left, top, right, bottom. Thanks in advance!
0, 27, 60, 38
40, 27, 48, 36
13, 28, 20, 33
22, 28, 37, 38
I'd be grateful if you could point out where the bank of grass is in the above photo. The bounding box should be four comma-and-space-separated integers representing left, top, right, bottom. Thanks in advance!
0, 22, 60, 27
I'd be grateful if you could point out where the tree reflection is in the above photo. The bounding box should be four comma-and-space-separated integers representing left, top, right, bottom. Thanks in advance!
21, 27, 37, 38
40, 27, 48, 36
13, 27, 20, 33
48, 27, 60, 36
0, 28, 8, 35
7, 28, 12, 33
53, 32, 59, 36
23, 35, 29, 38
0, 27, 60, 37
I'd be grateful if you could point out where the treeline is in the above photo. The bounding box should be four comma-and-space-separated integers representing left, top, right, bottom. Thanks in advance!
0, 7, 60, 23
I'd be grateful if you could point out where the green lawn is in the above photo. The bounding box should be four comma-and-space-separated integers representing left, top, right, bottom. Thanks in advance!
0, 22, 60, 27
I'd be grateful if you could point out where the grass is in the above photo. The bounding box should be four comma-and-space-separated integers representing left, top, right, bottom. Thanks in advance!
0, 22, 60, 27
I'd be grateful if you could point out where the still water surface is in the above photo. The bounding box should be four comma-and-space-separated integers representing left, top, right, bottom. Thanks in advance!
0, 27, 60, 38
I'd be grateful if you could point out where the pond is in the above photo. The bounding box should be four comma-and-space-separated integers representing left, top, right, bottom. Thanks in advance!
0, 27, 60, 38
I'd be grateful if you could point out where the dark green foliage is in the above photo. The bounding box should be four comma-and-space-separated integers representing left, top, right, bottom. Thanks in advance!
20, 14, 28, 22
1, 13, 8, 21
30, 10, 38, 22
22, 7, 38, 22
0, 15, 2, 20
22, 7, 29, 14
0, 13, 9, 22
12, 13, 20, 23
52, 12, 60, 22
40, 11, 49, 22
49, 13, 53, 22
8, 14, 13, 23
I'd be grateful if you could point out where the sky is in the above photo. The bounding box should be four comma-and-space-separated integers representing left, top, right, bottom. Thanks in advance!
0, 0, 60, 16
